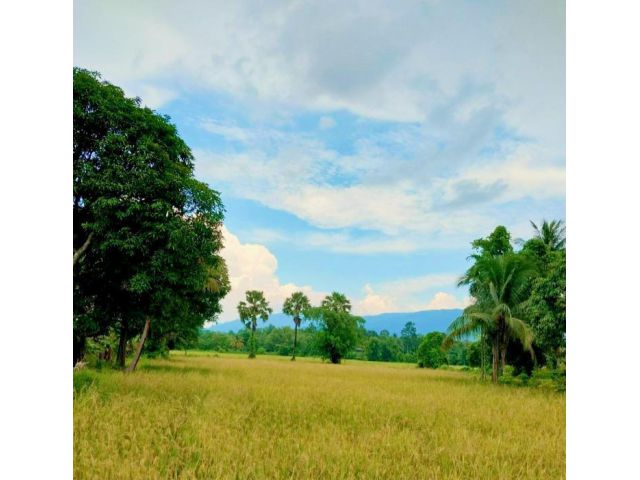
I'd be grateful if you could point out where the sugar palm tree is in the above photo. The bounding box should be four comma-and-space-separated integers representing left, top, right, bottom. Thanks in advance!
283, 292, 311, 361
530, 219, 566, 251
321, 292, 351, 314
445, 254, 536, 383
237, 290, 272, 359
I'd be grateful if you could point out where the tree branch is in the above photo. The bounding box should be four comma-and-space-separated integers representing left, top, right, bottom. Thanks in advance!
73, 231, 94, 266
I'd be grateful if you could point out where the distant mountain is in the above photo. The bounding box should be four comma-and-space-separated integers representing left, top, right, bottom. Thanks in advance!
206, 309, 463, 336
361, 309, 463, 335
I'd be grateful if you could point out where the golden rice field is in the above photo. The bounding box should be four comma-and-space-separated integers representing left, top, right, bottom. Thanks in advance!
74, 353, 565, 479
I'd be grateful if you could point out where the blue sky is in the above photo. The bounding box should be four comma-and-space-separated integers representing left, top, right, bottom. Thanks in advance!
74, 0, 565, 321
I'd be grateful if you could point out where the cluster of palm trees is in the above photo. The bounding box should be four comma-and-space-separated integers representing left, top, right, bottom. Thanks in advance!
444, 220, 566, 383
238, 290, 352, 360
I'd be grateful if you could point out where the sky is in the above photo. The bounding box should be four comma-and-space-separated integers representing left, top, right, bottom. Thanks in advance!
74, 0, 565, 322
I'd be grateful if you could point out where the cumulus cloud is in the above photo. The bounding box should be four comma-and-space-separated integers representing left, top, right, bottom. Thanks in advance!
352, 274, 468, 316
217, 229, 471, 320
425, 292, 466, 310
217, 227, 325, 321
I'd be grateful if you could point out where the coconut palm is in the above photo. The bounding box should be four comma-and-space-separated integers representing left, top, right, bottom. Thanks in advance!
530, 219, 566, 251
321, 292, 351, 314
283, 292, 311, 361
445, 254, 536, 383
237, 290, 272, 358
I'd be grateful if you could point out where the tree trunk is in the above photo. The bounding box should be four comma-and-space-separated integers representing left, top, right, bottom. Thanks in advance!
330, 350, 341, 364
73, 335, 86, 366
126, 318, 150, 373
248, 324, 256, 358
491, 341, 499, 384
291, 324, 298, 361
116, 320, 128, 369
480, 330, 486, 380
73, 232, 94, 266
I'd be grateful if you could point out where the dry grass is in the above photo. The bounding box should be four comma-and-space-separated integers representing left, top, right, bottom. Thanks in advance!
74, 353, 565, 479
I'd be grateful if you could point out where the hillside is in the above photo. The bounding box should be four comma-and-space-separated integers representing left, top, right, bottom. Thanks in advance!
207, 309, 463, 335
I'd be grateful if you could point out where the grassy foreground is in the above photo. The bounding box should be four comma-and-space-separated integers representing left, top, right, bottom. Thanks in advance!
74, 353, 565, 479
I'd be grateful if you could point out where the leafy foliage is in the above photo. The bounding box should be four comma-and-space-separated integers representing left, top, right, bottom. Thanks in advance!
282, 291, 312, 360
237, 290, 273, 358
417, 332, 447, 368
307, 293, 363, 363
400, 321, 420, 354
73, 68, 229, 368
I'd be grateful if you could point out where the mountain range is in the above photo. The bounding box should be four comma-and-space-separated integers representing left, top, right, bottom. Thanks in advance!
206, 309, 463, 336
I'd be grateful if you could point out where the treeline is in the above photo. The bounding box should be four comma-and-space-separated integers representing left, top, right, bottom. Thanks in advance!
191, 324, 478, 366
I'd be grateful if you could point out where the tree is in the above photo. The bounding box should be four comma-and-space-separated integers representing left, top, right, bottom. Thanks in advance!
400, 321, 419, 354
525, 248, 566, 366
417, 332, 447, 368
237, 290, 272, 358
73, 68, 229, 369
321, 292, 352, 313
446, 254, 536, 383
454, 226, 517, 379
471, 225, 513, 257
530, 219, 566, 251
308, 293, 363, 364
519, 219, 566, 367
282, 292, 311, 361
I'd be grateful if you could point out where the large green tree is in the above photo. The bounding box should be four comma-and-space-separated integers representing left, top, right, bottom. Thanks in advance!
521, 220, 566, 366
308, 293, 363, 364
237, 290, 272, 358
417, 332, 447, 368
446, 254, 536, 383
73, 68, 229, 369
282, 291, 311, 361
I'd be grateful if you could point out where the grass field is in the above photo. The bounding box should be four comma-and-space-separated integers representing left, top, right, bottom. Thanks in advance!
74, 353, 565, 479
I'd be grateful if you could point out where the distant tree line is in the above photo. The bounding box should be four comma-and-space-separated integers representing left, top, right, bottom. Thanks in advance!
190, 321, 480, 367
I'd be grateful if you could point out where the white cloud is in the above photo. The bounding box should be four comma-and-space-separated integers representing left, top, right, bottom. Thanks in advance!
352, 274, 467, 316
76, 0, 565, 254
425, 292, 466, 310
218, 229, 470, 320
216, 227, 325, 322
74, 0, 564, 151
354, 284, 400, 316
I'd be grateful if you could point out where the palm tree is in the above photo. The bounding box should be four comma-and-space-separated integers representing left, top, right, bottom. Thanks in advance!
321, 292, 351, 314
530, 219, 566, 251
283, 292, 311, 361
445, 254, 536, 383
237, 290, 272, 358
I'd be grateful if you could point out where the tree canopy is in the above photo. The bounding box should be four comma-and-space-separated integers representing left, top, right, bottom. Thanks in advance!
283, 291, 311, 360
73, 68, 229, 368
238, 290, 273, 358
308, 293, 363, 364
